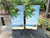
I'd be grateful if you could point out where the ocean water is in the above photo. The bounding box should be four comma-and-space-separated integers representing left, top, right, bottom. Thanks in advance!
12, 25, 37, 27
12, 25, 24, 27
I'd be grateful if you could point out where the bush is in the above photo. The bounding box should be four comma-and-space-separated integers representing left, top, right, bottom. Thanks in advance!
38, 18, 50, 29
46, 27, 50, 31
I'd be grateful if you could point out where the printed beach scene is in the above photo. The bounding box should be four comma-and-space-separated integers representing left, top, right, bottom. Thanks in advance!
26, 5, 40, 30
11, 5, 24, 30
11, 5, 40, 30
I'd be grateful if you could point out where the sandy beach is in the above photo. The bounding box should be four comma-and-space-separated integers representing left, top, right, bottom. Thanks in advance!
26, 26, 37, 30
12, 27, 24, 30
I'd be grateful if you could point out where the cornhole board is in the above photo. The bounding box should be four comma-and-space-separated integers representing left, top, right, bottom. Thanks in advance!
26, 5, 40, 30
11, 5, 24, 30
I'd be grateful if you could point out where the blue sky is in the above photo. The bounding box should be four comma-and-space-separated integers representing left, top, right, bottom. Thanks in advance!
26, 5, 40, 25
11, 5, 40, 26
11, 5, 24, 25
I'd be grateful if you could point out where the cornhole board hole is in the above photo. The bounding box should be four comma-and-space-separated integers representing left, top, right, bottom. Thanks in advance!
26, 5, 40, 30
11, 5, 24, 30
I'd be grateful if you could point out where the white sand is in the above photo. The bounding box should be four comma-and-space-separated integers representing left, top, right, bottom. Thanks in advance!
12, 26, 37, 30
26, 26, 37, 30
12, 27, 24, 30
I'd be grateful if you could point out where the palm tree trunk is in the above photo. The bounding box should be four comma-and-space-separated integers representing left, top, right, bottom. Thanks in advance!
24, 10, 26, 29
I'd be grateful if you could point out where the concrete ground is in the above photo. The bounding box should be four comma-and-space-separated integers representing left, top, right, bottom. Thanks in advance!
0, 26, 50, 38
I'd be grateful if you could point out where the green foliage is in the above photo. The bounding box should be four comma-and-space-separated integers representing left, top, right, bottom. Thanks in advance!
0, 0, 47, 18
6, 0, 47, 5
29, 0, 47, 5
9, 6, 20, 19
25, 4, 36, 18
46, 27, 50, 31
0, 0, 4, 10
38, 18, 50, 27
7, 0, 24, 6
0, 0, 36, 18
0, 0, 1, 3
